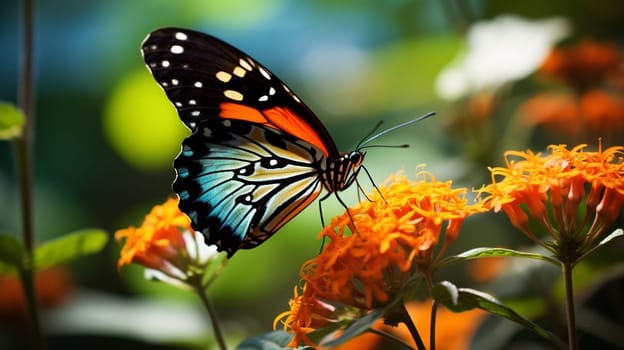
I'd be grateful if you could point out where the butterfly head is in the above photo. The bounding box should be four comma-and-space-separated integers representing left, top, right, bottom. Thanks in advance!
324, 151, 365, 192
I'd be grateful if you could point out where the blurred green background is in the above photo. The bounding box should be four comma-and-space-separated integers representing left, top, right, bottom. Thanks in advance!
1, 0, 623, 349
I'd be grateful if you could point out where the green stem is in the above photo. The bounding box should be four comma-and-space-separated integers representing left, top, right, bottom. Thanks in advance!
430, 301, 438, 350
19, 264, 44, 350
399, 303, 426, 350
195, 286, 228, 350
14, 0, 44, 349
562, 262, 577, 350
367, 328, 416, 350
17, 0, 34, 252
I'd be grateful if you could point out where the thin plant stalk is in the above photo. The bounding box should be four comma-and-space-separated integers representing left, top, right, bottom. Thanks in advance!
400, 303, 426, 350
562, 262, 577, 350
367, 328, 416, 350
430, 300, 438, 350
14, 0, 44, 349
196, 286, 228, 350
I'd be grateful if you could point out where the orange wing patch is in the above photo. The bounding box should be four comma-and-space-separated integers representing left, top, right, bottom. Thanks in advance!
219, 102, 266, 124
263, 107, 329, 157
219, 103, 330, 157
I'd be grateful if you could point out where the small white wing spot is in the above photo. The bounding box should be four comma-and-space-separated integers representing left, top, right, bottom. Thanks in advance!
182, 64, 189, 69
175, 32, 188, 41
283, 84, 301, 102
149, 62, 157, 68
161, 82, 169, 87
239, 58, 253, 71
170, 45, 184, 54
233, 66, 246, 78
224, 90, 244, 101
171, 78, 179, 85
223, 120, 232, 127
216, 71, 232, 83
149, 44, 157, 51
269, 159, 278, 166
188, 99, 197, 105
188, 121, 197, 129
191, 110, 201, 117
194, 81, 203, 88
259, 95, 269, 102
259, 67, 271, 80
161, 60, 170, 67
175, 102, 182, 107
269, 87, 276, 95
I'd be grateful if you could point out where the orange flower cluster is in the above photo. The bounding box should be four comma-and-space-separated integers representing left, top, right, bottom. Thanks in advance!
0, 266, 74, 325
540, 39, 622, 90
480, 144, 624, 261
116, 198, 195, 280
523, 39, 624, 143
275, 171, 486, 346
523, 91, 624, 140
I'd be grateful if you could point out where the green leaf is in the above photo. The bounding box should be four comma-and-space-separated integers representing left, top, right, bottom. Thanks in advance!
433, 282, 566, 349
0, 102, 25, 140
34, 229, 108, 271
579, 228, 624, 262
0, 234, 25, 274
438, 247, 559, 268
236, 330, 310, 350
321, 308, 386, 347
598, 228, 623, 246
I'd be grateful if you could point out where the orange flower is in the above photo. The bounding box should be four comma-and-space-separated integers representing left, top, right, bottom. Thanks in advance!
522, 93, 582, 137
540, 39, 622, 90
522, 90, 624, 142
384, 299, 486, 350
480, 144, 624, 262
275, 170, 486, 347
0, 266, 74, 325
320, 299, 486, 350
116, 198, 219, 285
580, 89, 624, 137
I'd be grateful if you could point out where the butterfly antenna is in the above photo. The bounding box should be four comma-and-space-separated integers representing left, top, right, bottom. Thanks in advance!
358, 143, 410, 151
358, 111, 435, 149
355, 120, 385, 150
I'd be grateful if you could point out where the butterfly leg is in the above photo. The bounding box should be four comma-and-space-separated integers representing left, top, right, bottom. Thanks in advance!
334, 192, 359, 234
361, 165, 387, 205
317, 192, 334, 253
355, 177, 374, 203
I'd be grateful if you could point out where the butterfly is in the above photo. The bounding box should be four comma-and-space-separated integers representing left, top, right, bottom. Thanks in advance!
142, 27, 431, 257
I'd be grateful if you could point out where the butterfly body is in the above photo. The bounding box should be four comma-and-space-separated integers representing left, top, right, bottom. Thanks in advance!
142, 27, 364, 257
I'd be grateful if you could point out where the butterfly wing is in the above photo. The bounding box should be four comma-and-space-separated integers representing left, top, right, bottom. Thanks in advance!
174, 118, 325, 257
141, 27, 338, 158
141, 27, 344, 256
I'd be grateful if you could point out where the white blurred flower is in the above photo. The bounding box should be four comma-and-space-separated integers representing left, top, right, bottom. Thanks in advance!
144, 231, 222, 290
436, 15, 570, 100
